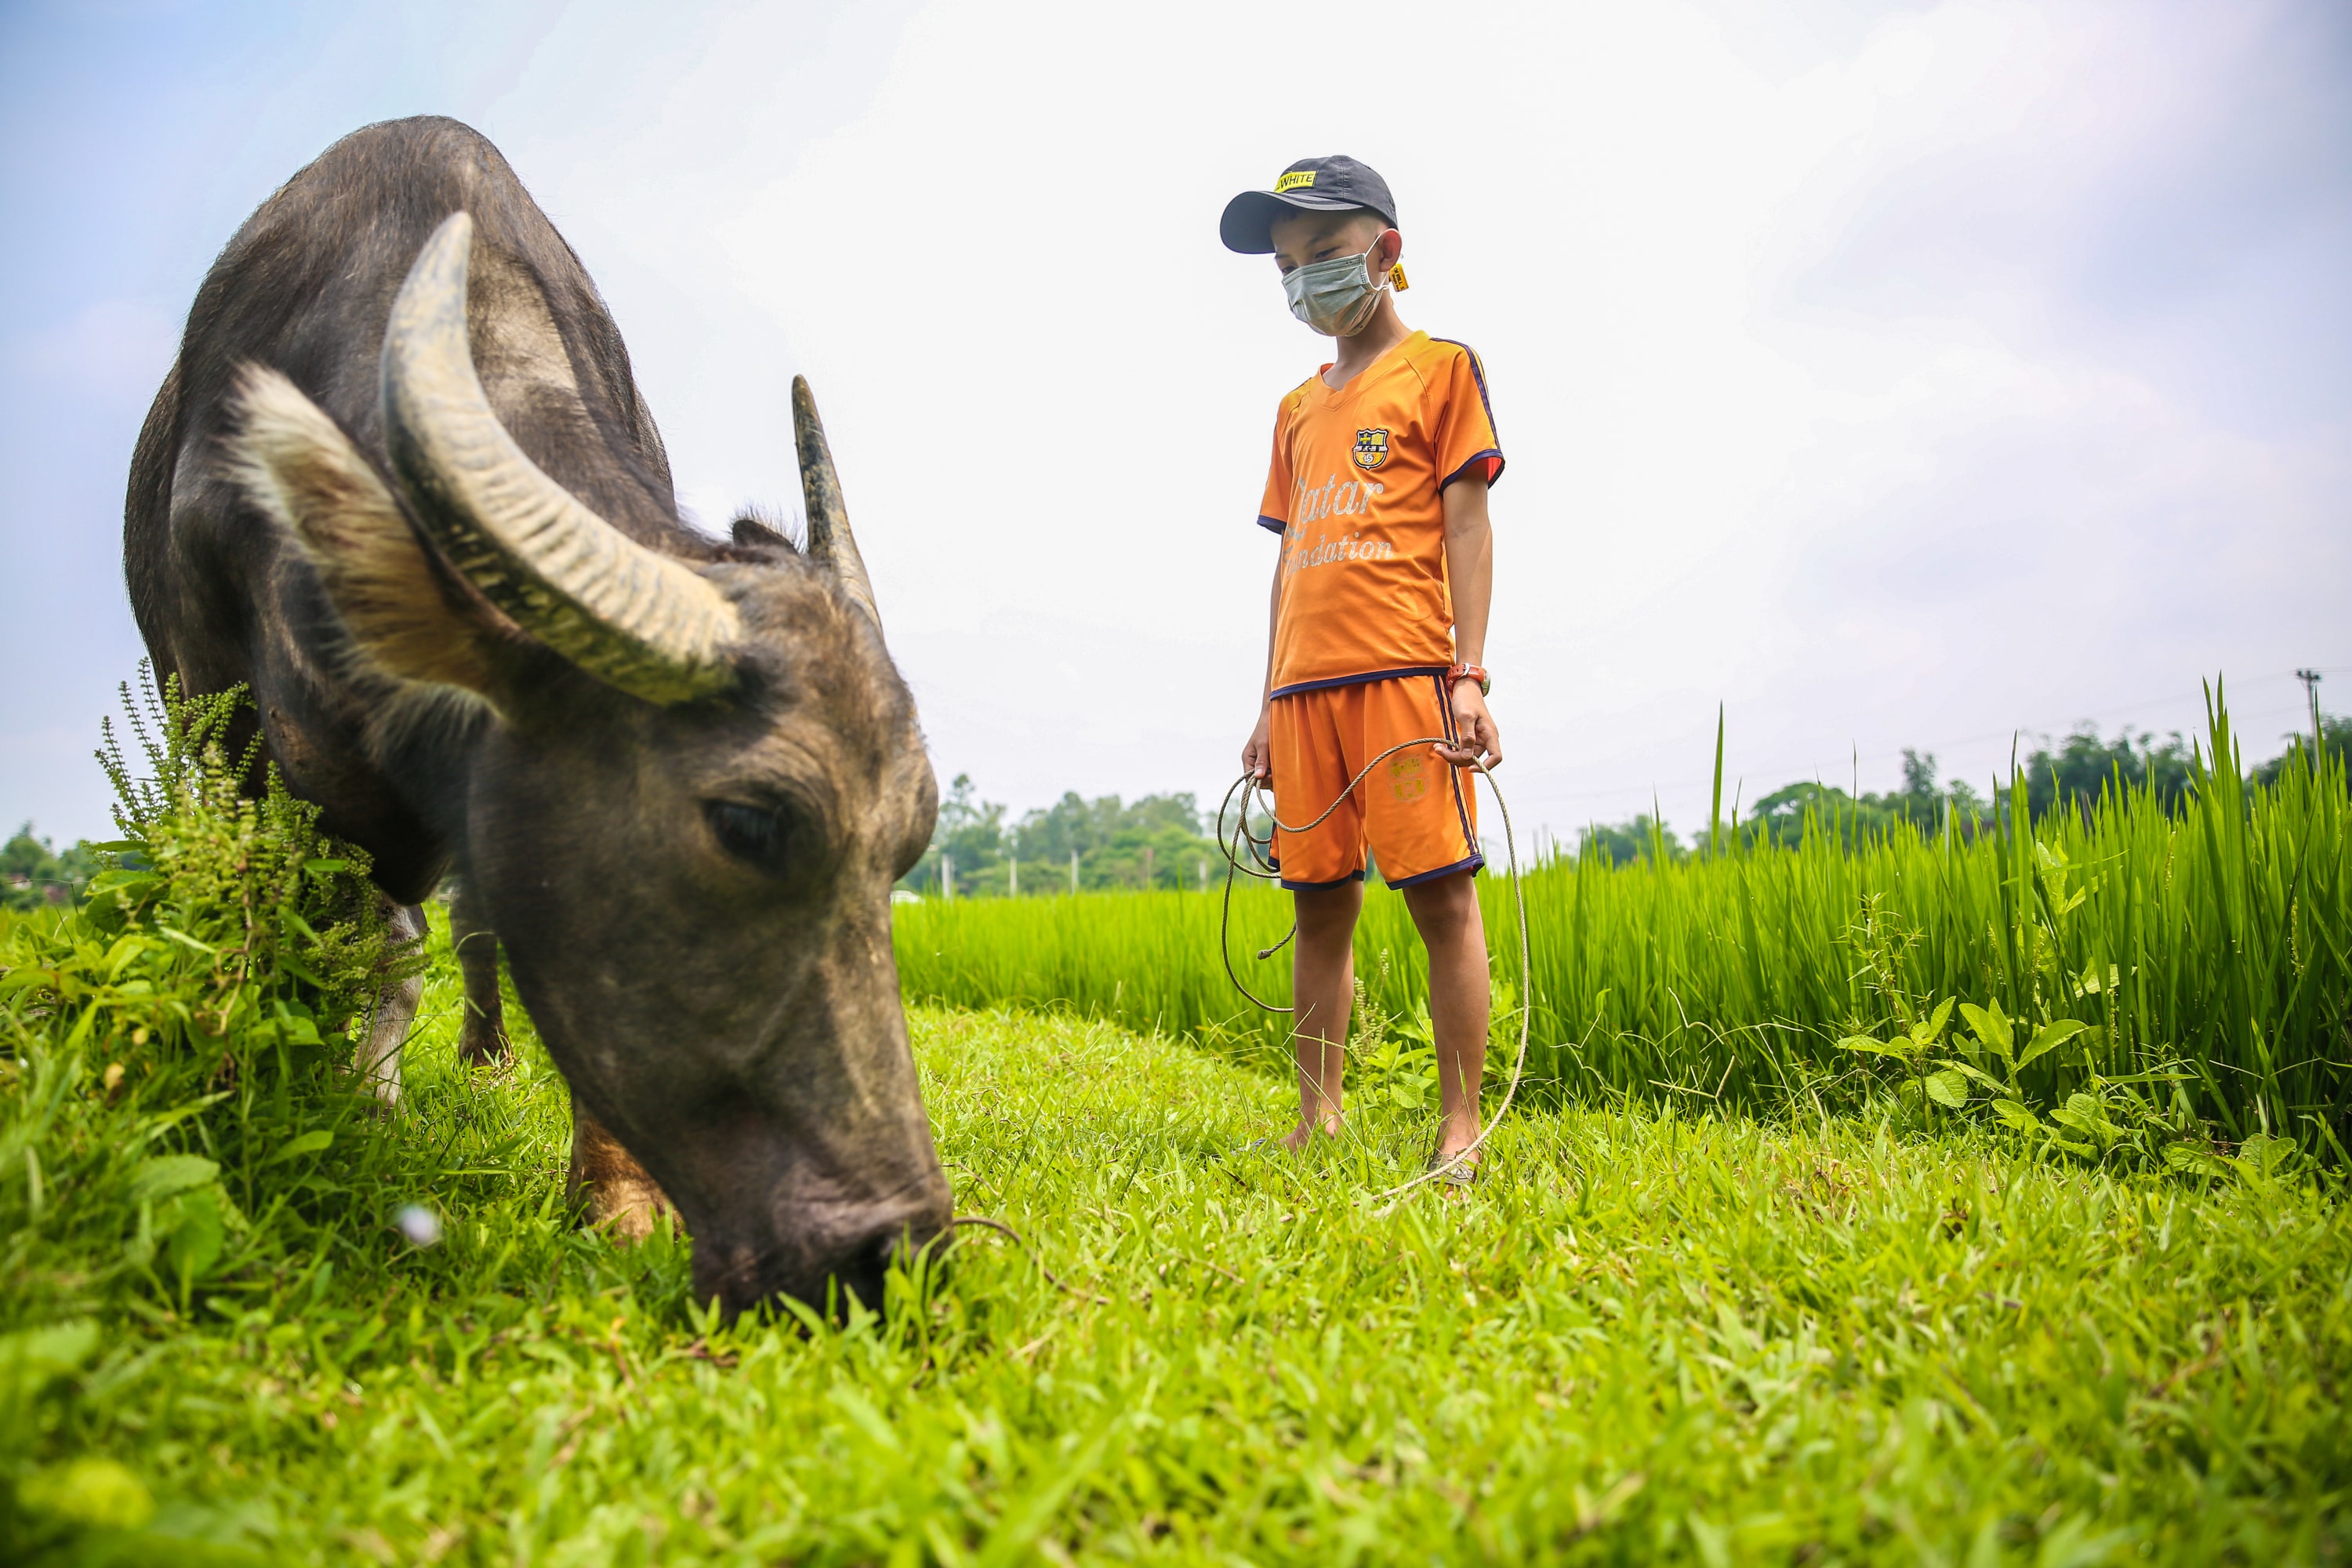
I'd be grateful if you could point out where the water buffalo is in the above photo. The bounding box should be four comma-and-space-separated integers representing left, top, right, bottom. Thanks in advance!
123, 115, 949, 1315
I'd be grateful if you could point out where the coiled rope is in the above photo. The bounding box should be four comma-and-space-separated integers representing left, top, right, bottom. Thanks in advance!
1214, 738, 1532, 1207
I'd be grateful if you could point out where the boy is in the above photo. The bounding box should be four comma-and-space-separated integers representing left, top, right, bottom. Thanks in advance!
1221, 155, 1504, 1180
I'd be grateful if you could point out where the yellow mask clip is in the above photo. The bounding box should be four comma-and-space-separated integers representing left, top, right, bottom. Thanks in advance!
1388, 262, 1410, 292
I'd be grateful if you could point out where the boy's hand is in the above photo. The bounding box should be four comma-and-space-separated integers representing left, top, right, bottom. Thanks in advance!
1242, 706, 1275, 783
1437, 681, 1502, 770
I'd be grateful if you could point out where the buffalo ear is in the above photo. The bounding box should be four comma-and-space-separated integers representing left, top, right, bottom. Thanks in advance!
730, 514, 796, 554
228, 365, 503, 695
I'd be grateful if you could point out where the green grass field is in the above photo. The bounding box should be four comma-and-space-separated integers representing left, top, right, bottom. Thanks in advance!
6, 902, 2351, 1564
5, 684, 2349, 1563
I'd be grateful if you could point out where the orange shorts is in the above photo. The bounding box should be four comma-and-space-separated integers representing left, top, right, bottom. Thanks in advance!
1269, 673, 1483, 891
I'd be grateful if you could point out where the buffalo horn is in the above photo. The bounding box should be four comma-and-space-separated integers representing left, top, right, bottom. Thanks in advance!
790, 376, 880, 629
380, 212, 741, 704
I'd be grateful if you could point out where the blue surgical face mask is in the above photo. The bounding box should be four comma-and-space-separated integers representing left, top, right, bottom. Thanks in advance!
1283, 246, 1389, 336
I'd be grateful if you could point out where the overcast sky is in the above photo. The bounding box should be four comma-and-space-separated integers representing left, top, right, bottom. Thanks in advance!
3, 0, 2347, 850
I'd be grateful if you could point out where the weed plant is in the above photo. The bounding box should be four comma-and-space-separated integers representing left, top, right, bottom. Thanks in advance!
895, 693, 2351, 1153
2, 673, 423, 1555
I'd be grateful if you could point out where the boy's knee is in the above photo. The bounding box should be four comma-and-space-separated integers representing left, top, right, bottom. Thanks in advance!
1404, 866, 1474, 908
1293, 880, 1363, 923
1405, 874, 1485, 938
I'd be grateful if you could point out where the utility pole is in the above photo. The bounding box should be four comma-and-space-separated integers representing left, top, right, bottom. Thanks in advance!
942, 852, 953, 902
1142, 844, 1154, 890
2297, 669, 2324, 751
1007, 830, 1018, 898
1069, 848, 1079, 895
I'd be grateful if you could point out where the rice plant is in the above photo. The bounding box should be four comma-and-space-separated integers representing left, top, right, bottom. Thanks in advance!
895, 691, 2351, 1149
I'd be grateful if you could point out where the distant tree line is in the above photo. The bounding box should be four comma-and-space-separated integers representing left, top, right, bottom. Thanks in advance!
901, 775, 1229, 898
1575, 714, 2347, 867
2, 823, 99, 910
15, 712, 2343, 900
2252, 714, 2351, 789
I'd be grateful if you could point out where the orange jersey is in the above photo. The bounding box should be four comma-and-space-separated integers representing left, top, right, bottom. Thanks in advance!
1256, 331, 1503, 696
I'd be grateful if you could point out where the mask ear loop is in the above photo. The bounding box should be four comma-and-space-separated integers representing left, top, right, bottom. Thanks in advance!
1327, 236, 1398, 337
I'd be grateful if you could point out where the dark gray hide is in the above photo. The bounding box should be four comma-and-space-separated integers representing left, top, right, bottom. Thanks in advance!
124, 116, 947, 1316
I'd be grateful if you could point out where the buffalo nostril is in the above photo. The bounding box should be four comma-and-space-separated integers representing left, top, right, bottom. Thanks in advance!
823, 1225, 912, 1315
868, 1222, 937, 1281
844, 1215, 948, 1305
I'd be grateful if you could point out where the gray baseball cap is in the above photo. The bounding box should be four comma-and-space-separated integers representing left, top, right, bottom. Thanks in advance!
1219, 155, 1398, 254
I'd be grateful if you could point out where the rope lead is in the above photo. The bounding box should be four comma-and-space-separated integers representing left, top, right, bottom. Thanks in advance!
1214, 739, 1534, 1207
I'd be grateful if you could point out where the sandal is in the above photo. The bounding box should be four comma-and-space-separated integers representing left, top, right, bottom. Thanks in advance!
1428, 1149, 1481, 1189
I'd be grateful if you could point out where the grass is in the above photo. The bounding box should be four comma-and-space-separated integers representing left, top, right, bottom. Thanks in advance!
895, 695, 2352, 1149
6, 904, 2351, 1563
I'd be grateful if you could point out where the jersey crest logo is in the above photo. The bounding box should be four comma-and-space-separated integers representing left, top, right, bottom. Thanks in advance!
1351, 428, 1390, 471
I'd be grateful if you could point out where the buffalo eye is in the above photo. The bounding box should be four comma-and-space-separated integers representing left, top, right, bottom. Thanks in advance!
705, 800, 797, 875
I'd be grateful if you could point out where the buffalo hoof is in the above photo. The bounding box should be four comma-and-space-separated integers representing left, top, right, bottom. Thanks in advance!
567, 1108, 677, 1245
459, 1020, 511, 1066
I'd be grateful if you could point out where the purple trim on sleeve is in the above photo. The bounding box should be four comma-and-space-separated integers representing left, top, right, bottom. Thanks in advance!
1427, 336, 1500, 438
1439, 449, 1505, 492
1256, 514, 1287, 535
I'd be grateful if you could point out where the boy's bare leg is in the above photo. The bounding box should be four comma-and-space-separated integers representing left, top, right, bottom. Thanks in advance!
1402, 869, 1490, 1165
1284, 878, 1363, 1148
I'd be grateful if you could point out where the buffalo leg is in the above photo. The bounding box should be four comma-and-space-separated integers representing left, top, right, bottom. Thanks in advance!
358, 900, 426, 1105
450, 882, 510, 1065
567, 1092, 676, 1243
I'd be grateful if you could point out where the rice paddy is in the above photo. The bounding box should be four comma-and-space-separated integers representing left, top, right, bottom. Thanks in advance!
895, 702, 2351, 1151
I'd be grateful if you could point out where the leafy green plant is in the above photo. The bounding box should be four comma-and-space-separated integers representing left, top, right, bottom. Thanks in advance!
1345, 954, 1437, 1111
1838, 995, 1965, 1113
1, 667, 415, 1321
1, 670, 434, 1559
1950, 1000, 2092, 1140
1835, 991, 2239, 1173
